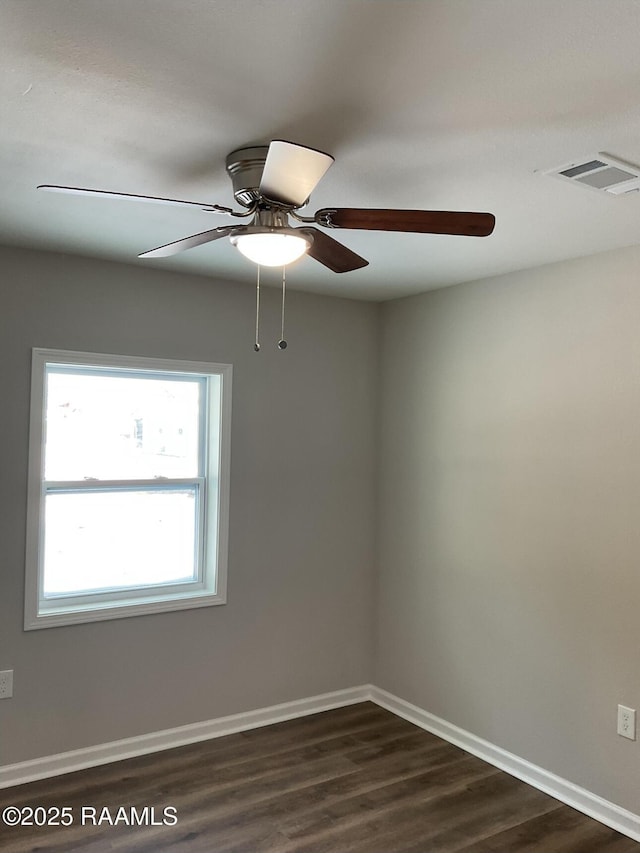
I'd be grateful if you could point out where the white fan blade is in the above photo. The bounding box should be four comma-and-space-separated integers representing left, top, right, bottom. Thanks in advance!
38, 185, 230, 212
259, 141, 334, 207
139, 226, 236, 258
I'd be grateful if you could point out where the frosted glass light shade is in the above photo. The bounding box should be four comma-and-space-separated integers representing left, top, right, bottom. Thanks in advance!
232, 231, 310, 267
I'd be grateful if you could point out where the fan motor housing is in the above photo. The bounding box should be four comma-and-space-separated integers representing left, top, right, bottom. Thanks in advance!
225, 146, 269, 207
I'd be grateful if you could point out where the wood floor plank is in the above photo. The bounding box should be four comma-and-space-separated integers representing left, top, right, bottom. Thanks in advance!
470, 804, 640, 853
134, 749, 485, 853
273, 767, 556, 853
0, 702, 637, 853
106, 730, 459, 852
152, 740, 466, 852
278, 756, 498, 840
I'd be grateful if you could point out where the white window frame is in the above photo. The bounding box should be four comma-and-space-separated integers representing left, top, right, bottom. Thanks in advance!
24, 348, 232, 630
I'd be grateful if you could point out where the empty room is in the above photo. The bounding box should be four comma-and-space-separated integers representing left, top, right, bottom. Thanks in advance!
2, 1, 640, 851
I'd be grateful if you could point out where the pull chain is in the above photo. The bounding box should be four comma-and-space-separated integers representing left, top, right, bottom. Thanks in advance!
254, 264, 261, 352
278, 265, 288, 350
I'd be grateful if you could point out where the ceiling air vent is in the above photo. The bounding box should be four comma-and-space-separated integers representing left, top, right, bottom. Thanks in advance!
541, 153, 640, 195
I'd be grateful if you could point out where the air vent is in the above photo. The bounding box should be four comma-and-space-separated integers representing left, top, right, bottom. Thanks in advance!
540, 153, 640, 195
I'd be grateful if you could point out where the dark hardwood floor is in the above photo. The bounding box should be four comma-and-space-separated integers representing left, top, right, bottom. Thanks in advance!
1, 702, 638, 852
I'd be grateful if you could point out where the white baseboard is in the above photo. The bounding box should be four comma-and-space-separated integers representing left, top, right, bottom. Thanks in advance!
0, 684, 371, 790
369, 686, 640, 843
3, 683, 639, 843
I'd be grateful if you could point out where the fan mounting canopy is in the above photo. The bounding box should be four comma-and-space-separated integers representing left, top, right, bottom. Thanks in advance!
225, 146, 269, 207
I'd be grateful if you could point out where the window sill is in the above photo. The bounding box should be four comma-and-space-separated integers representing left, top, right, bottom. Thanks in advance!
24, 589, 227, 630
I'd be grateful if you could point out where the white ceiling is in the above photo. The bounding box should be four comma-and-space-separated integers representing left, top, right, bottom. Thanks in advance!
2, 0, 640, 301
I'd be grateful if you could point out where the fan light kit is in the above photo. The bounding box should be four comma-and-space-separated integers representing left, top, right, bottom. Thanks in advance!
38, 140, 495, 349
230, 229, 311, 266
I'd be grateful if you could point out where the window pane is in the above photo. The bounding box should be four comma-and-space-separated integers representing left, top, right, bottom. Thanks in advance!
43, 489, 198, 595
45, 369, 202, 480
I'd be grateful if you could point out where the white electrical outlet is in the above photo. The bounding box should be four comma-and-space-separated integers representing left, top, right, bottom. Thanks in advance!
0, 670, 13, 700
617, 704, 636, 740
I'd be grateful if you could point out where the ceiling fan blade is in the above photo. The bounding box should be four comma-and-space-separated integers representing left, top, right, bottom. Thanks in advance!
37, 185, 231, 213
315, 208, 496, 237
299, 227, 368, 273
138, 226, 237, 258
259, 141, 334, 207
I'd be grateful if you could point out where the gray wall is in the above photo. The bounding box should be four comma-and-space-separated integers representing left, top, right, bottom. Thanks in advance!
0, 246, 378, 765
376, 245, 640, 813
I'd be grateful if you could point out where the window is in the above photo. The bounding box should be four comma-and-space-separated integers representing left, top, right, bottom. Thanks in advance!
24, 349, 232, 629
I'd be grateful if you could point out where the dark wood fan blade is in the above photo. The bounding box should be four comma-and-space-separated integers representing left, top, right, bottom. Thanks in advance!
300, 227, 368, 273
259, 141, 334, 207
315, 208, 495, 237
37, 185, 232, 213
138, 226, 237, 258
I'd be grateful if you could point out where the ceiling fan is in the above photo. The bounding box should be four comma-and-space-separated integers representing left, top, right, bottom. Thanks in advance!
38, 140, 495, 273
